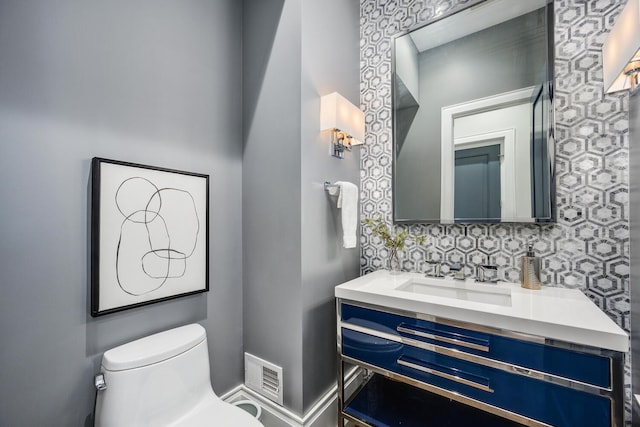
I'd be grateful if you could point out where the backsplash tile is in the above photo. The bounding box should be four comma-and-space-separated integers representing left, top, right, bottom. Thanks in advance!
360, 0, 630, 420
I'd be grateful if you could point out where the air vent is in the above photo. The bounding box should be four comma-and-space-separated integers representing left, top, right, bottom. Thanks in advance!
244, 352, 283, 405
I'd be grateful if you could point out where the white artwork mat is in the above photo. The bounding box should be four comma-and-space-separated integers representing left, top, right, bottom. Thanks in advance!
92, 158, 208, 315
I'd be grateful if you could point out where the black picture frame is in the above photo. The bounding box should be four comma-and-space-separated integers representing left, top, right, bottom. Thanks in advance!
91, 157, 209, 317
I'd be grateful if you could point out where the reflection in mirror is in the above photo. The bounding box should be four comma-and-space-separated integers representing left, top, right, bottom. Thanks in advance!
393, 0, 555, 224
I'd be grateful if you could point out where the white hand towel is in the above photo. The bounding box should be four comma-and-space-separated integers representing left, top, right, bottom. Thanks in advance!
335, 181, 358, 249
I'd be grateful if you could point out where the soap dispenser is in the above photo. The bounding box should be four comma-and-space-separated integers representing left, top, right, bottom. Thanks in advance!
521, 243, 542, 290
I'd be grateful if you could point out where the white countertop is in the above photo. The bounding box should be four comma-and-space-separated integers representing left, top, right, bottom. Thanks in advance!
335, 270, 629, 352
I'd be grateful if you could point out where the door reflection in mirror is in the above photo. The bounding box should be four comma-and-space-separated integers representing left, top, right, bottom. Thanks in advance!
454, 144, 501, 220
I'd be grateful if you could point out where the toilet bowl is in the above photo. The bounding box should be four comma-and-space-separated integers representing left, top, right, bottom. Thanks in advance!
94, 324, 263, 427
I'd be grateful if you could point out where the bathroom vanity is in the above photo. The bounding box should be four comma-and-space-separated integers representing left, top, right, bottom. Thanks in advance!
335, 271, 628, 426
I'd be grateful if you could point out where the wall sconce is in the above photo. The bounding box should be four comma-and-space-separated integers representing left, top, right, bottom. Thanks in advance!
603, 0, 640, 93
320, 92, 365, 159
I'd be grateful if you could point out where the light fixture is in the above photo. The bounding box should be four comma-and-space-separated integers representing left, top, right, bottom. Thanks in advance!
320, 92, 365, 159
603, 0, 640, 93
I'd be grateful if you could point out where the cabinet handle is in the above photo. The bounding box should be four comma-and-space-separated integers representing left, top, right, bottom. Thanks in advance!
513, 366, 532, 375
397, 357, 494, 393
397, 325, 489, 352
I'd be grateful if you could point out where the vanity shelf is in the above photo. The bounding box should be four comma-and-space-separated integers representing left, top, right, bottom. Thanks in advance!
335, 271, 627, 427
344, 373, 521, 427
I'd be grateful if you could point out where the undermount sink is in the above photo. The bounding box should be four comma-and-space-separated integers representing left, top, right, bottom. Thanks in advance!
395, 279, 512, 307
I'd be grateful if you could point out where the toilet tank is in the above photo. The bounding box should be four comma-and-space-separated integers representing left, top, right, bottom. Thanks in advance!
95, 324, 219, 427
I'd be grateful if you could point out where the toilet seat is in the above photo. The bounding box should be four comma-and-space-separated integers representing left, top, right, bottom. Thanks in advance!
170, 396, 263, 426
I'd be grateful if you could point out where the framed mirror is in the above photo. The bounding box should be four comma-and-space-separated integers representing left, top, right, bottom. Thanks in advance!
392, 0, 555, 224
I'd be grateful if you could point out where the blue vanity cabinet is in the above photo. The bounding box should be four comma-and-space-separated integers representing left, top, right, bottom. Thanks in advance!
336, 300, 625, 427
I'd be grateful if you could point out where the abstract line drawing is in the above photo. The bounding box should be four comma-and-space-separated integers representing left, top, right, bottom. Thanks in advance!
91, 158, 209, 316
115, 177, 200, 296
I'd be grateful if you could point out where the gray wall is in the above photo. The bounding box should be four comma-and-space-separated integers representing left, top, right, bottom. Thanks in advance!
396, 9, 547, 220
395, 35, 420, 101
242, 0, 304, 414
300, 0, 361, 412
631, 91, 640, 422
243, 0, 360, 415
0, 1, 244, 425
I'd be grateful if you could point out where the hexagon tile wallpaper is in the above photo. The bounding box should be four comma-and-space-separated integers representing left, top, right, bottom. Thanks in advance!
359, 0, 630, 420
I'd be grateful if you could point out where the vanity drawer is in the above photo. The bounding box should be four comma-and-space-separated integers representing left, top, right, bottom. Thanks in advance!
342, 328, 612, 427
341, 303, 611, 389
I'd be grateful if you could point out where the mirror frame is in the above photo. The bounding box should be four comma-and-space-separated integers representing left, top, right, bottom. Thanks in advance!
391, 0, 556, 225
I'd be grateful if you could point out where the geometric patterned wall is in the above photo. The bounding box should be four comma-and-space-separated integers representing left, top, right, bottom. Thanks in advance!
359, 0, 630, 420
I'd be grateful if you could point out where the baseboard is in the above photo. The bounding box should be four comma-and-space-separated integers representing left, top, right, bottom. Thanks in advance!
221, 367, 362, 427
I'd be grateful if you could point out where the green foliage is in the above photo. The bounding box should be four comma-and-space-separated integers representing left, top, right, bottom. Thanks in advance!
363, 216, 427, 251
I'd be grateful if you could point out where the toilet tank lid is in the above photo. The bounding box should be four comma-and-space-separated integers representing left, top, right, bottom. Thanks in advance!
102, 324, 206, 371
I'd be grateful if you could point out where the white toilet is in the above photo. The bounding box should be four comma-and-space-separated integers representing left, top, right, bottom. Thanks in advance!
94, 324, 263, 427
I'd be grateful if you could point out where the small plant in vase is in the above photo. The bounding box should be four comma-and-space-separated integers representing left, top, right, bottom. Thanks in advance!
364, 216, 427, 274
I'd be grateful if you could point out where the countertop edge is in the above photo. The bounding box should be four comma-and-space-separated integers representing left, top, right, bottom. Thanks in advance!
335, 272, 629, 353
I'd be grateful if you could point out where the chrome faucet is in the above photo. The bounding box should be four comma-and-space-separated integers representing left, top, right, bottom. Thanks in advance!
476, 264, 498, 284
424, 260, 443, 278
449, 263, 465, 281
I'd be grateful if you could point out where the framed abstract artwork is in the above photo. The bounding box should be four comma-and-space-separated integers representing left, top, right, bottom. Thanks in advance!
91, 157, 209, 316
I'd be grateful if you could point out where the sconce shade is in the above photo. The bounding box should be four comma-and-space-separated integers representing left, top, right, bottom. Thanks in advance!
603, 0, 640, 93
320, 92, 365, 144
